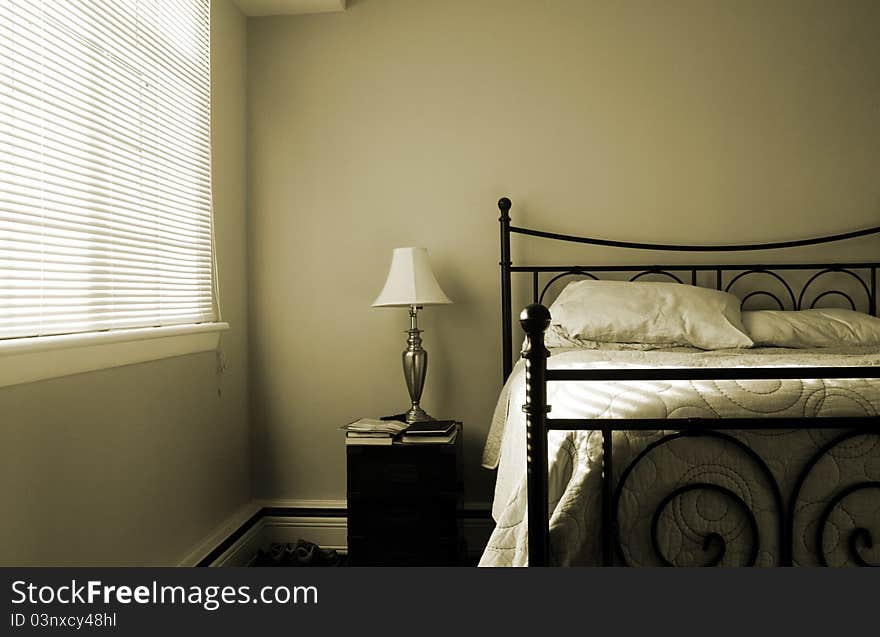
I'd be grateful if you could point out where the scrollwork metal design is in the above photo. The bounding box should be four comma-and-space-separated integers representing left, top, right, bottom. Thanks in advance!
612, 430, 784, 567
807, 290, 857, 311
797, 268, 872, 311
789, 430, 880, 567
815, 482, 880, 567
538, 270, 598, 304
725, 269, 797, 310
649, 483, 760, 567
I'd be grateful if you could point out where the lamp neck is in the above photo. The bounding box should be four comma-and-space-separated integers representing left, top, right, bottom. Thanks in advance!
408, 305, 422, 332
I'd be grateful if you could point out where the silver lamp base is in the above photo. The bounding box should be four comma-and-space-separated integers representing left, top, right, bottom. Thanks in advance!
401, 305, 434, 423
405, 405, 434, 424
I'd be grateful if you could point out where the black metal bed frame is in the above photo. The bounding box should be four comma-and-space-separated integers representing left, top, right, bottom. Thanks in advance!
497, 197, 880, 567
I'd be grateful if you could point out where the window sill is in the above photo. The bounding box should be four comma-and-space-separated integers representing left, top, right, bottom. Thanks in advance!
0, 323, 229, 388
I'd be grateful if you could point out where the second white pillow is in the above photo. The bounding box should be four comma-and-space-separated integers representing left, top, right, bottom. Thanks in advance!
743, 308, 880, 348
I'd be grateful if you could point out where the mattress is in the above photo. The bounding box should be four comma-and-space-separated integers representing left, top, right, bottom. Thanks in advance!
480, 346, 880, 567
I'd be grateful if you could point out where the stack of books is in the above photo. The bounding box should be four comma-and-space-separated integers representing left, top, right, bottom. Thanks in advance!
343, 418, 408, 446
399, 420, 459, 445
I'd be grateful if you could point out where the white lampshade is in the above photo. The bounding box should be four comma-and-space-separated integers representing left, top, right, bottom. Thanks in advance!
372, 247, 453, 307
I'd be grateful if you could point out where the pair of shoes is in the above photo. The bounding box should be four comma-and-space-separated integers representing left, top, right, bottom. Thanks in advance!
253, 540, 340, 567
291, 539, 340, 567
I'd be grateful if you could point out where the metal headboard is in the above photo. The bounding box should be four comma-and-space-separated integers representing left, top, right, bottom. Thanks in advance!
498, 196, 880, 382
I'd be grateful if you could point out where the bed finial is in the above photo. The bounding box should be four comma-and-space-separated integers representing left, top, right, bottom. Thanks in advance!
520, 303, 550, 340
498, 197, 512, 219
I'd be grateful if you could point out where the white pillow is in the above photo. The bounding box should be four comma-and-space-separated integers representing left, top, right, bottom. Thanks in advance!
742, 308, 880, 348
546, 279, 753, 350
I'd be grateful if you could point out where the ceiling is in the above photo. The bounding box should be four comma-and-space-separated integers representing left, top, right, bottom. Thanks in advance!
233, 0, 347, 17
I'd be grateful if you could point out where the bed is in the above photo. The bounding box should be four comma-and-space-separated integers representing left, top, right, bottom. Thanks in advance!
481, 197, 880, 567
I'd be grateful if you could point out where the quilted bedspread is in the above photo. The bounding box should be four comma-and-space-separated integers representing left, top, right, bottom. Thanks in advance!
480, 347, 880, 567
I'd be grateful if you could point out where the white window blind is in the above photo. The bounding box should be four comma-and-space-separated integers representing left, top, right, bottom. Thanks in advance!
0, 0, 216, 341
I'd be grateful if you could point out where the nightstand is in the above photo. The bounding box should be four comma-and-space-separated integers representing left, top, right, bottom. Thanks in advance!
346, 424, 464, 565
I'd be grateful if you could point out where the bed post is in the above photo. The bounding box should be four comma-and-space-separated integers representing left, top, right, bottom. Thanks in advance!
520, 303, 551, 566
499, 197, 513, 382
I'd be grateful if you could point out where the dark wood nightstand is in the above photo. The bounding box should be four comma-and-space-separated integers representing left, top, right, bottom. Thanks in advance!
346, 424, 464, 566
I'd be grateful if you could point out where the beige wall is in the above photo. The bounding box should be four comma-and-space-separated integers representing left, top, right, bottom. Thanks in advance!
0, 0, 250, 565
247, 0, 880, 506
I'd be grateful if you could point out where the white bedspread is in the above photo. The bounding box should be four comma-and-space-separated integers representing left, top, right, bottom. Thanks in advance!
480, 346, 880, 567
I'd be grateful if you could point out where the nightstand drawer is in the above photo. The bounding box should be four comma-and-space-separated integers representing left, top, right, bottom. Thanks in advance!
347, 500, 459, 538
347, 446, 459, 499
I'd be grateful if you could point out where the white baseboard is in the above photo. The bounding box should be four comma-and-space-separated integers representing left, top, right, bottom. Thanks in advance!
177, 500, 262, 567
211, 518, 267, 567
192, 499, 495, 567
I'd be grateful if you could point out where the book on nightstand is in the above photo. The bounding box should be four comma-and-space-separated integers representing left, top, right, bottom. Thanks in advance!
399, 430, 458, 445
345, 434, 395, 446
399, 420, 460, 445
342, 418, 408, 446
403, 419, 458, 436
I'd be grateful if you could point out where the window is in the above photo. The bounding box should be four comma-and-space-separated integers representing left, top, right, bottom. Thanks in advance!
0, 0, 217, 342
0, 0, 225, 387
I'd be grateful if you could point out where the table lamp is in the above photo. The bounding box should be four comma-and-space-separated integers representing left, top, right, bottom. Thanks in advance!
373, 247, 453, 423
